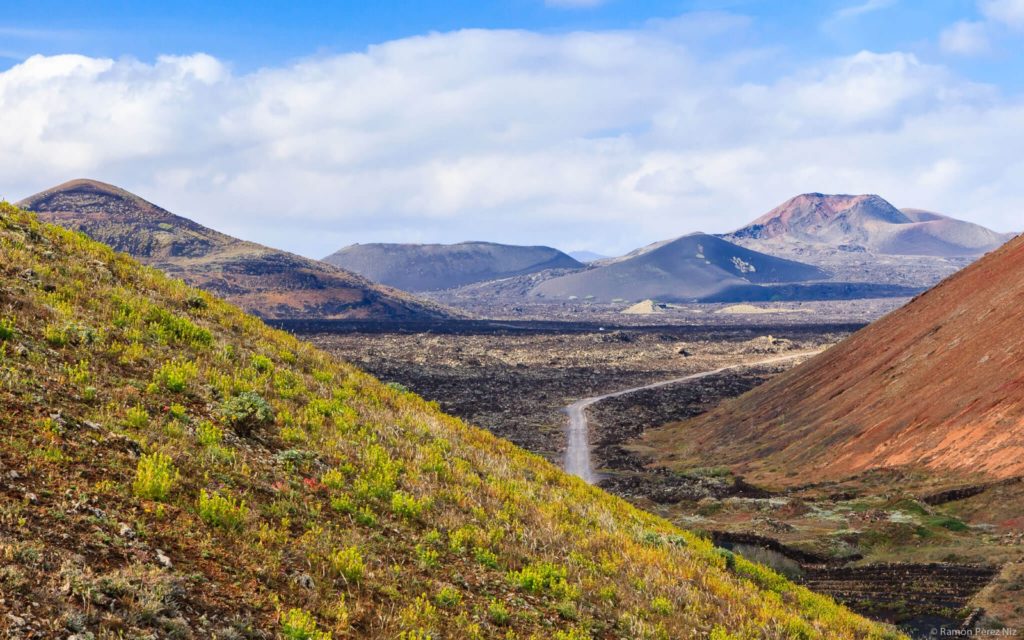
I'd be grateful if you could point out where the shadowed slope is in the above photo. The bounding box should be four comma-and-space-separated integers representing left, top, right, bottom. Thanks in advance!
324, 241, 583, 292
531, 233, 827, 302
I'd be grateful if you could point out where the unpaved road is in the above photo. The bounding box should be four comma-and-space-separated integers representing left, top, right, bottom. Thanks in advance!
563, 352, 819, 483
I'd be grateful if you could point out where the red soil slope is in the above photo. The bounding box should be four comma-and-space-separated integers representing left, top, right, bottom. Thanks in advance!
653, 232, 1024, 485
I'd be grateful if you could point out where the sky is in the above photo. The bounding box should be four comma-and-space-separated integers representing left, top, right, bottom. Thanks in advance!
1, 0, 1022, 258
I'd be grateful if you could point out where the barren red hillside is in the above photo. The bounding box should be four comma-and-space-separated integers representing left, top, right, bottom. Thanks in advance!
647, 232, 1024, 486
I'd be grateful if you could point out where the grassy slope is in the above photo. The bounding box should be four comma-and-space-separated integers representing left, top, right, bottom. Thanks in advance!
0, 201, 900, 639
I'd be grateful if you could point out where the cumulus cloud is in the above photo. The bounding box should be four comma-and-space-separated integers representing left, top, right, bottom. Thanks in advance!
0, 23, 1020, 258
940, 21, 992, 55
980, 0, 1024, 29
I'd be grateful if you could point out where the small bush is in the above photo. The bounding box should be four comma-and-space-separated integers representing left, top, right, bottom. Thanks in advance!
251, 354, 273, 373
196, 421, 223, 446
448, 526, 479, 553
397, 593, 437, 634
509, 562, 576, 599
650, 596, 673, 615
280, 425, 307, 444
330, 495, 355, 514
185, 293, 207, 310
386, 381, 410, 394
197, 489, 248, 531
435, 586, 461, 608
124, 406, 149, 429
167, 403, 187, 422
65, 359, 91, 385
488, 599, 511, 626
391, 491, 430, 520
344, 506, 372, 527
220, 391, 274, 436
556, 600, 578, 621
280, 608, 329, 640
354, 444, 402, 500
132, 452, 178, 502
44, 323, 69, 347
0, 318, 16, 341
415, 544, 439, 569
715, 548, 736, 571
330, 546, 365, 584
321, 468, 347, 491
474, 547, 499, 569
153, 359, 198, 393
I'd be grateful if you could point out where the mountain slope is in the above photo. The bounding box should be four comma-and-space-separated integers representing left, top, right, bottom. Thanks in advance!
531, 232, 828, 302
729, 193, 1011, 257
18, 179, 452, 320
323, 242, 583, 292
0, 202, 898, 638
568, 250, 608, 263
648, 231, 1024, 487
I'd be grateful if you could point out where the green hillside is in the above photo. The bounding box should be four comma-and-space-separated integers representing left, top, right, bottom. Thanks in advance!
0, 201, 900, 639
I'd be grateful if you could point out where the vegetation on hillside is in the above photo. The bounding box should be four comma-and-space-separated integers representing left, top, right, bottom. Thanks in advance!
0, 201, 902, 638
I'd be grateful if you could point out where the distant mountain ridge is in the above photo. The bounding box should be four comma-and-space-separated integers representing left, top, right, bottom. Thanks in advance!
568, 250, 609, 263
530, 232, 828, 303
728, 193, 1012, 257
18, 179, 453, 320
323, 241, 583, 292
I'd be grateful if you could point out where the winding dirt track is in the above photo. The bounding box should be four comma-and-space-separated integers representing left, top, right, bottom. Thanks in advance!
563, 352, 819, 483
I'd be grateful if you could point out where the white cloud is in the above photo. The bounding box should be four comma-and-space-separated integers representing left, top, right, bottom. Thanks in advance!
833, 0, 897, 21
940, 21, 992, 55
0, 23, 1021, 258
980, 0, 1024, 29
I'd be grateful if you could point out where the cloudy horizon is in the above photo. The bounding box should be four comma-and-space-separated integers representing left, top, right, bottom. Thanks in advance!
2, 1, 1022, 259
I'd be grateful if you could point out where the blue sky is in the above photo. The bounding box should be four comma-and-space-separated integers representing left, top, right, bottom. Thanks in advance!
3, 1, 1013, 77
1, 1, 1022, 256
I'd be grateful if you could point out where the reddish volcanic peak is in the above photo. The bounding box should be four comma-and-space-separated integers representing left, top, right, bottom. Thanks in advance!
753, 193, 906, 224
648, 231, 1024, 486
729, 193, 1011, 257
736, 193, 910, 241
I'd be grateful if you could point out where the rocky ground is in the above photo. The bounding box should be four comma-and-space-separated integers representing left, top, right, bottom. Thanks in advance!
306, 324, 842, 462
425, 288, 910, 324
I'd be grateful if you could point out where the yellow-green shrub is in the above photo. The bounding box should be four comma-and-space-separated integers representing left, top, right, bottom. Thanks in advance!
330, 545, 365, 583
132, 452, 178, 502
280, 608, 329, 640
197, 489, 248, 531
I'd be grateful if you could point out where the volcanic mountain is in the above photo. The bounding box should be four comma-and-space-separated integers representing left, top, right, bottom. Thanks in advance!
323, 241, 583, 292
645, 230, 1024, 486
530, 232, 828, 302
18, 179, 452, 320
728, 193, 1012, 257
